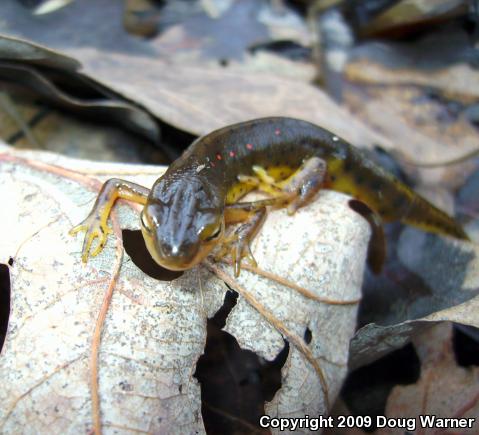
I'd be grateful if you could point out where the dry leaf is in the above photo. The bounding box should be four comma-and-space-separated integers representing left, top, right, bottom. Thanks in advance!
342, 38, 479, 369
343, 85, 479, 185
0, 59, 159, 141
0, 0, 151, 57
0, 33, 79, 70
0, 32, 159, 142
397, 228, 479, 325
71, 46, 390, 149
0, 27, 391, 149
358, 0, 467, 37
346, 60, 479, 103
0, 0, 309, 64
0, 143, 369, 433
351, 226, 478, 369
380, 322, 479, 435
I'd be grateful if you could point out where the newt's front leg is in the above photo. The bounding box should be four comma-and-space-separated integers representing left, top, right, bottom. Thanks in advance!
219, 202, 268, 277
220, 157, 327, 276
70, 178, 149, 262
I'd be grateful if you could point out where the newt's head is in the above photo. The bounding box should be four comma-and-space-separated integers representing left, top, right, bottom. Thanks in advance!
140, 176, 224, 271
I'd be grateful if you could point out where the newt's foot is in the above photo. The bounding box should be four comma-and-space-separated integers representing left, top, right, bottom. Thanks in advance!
215, 232, 258, 277
69, 216, 113, 263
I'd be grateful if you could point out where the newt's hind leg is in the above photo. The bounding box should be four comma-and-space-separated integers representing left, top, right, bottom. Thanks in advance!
278, 157, 327, 214
70, 178, 149, 263
241, 157, 327, 214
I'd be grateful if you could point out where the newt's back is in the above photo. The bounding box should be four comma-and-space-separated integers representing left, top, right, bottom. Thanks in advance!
169, 117, 468, 240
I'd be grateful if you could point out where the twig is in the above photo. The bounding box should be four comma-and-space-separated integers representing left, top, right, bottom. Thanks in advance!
90, 215, 124, 435
218, 259, 360, 305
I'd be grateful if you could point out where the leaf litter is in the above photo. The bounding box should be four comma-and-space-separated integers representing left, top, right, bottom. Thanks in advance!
0, 2, 478, 432
380, 322, 479, 435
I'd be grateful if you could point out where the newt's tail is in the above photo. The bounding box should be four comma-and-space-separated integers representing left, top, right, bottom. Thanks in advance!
397, 184, 469, 241
325, 147, 469, 241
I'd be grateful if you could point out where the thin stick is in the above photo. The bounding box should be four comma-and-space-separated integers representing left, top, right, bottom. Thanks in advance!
394, 148, 479, 168
90, 215, 124, 435
219, 259, 360, 305
0, 152, 101, 190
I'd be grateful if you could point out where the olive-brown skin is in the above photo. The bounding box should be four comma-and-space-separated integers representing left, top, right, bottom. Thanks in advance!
140, 117, 468, 270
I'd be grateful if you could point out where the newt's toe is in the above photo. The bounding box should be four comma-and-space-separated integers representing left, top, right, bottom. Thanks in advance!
71, 216, 112, 263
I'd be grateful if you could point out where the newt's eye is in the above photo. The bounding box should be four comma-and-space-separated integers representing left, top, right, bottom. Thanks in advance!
140, 212, 152, 233
205, 226, 221, 241
202, 222, 223, 242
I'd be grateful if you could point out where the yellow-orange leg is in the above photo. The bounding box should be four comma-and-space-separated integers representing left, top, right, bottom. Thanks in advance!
221, 158, 328, 275
216, 201, 278, 276
70, 178, 150, 262
277, 156, 327, 214
239, 157, 327, 214
238, 167, 285, 198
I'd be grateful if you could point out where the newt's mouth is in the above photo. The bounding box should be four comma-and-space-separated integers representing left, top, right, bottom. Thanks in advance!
150, 254, 200, 271
141, 227, 212, 271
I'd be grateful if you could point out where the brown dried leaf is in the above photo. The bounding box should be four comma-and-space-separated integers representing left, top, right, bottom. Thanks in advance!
71, 46, 389, 148
0, 31, 391, 150
351, 226, 478, 369
0, 143, 369, 432
345, 60, 479, 103
0, 58, 159, 141
380, 322, 479, 435
359, 0, 467, 37
343, 85, 479, 188
0, 33, 79, 70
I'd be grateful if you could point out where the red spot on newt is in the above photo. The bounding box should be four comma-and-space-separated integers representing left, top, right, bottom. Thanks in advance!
229, 151, 235, 157
216, 153, 222, 160
275, 129, 281, 135
246, 143, 253, 150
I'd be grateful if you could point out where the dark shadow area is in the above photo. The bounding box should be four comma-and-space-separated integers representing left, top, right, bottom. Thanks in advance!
453, 324, 479, 367
195, 290, 289, 435
122, 230, 183, 281
358, 221, 476, 329
0, 264, 11, 352
0, 61, 197, 164
248, 40, 312, 61
303, 326, 312, 344
158, 119, 198, 161
341, 343, 420, 432
359, 256, 434, 328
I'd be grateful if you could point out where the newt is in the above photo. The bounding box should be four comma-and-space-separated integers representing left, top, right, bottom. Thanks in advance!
70, 117, 469, 275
